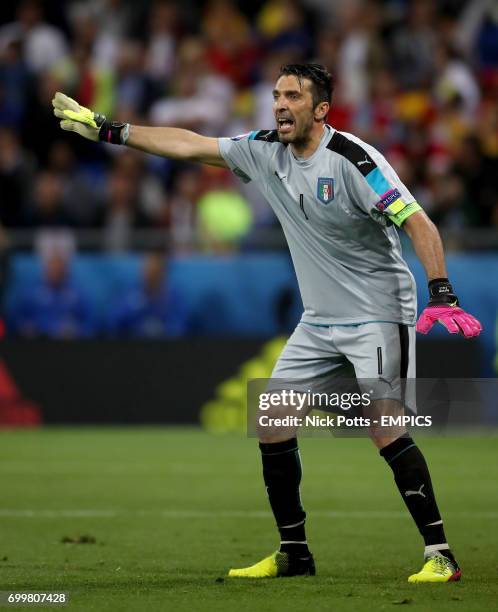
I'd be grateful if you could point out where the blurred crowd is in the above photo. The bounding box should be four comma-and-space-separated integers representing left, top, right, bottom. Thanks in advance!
7, 236, 191, 338
0, 0, 498, 338
0, 0, 497, 247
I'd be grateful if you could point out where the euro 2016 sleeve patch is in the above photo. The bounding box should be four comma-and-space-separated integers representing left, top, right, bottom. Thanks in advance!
317, 177, 335, 204
375, 188, 404, 213
375, 189, 421, 226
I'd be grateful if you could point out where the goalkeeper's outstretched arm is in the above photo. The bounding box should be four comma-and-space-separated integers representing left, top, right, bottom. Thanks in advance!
52, 92, 227, 168
125, 125, 226, 167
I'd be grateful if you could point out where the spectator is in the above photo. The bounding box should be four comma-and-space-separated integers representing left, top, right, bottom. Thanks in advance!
107, 252, 189, 337
149, 37, 234, 135
111, 149, 166, 225
252, 51, 291, 130
163, 166, 202, 252
433, 42, 481, 121
257, 0, 313, 59
426, 170, 466, 229
46, 140, 100, 226
354, 68, 401, 151
336, 0, 385, 107
8, 235, 93, 338
144, 0, 180, 86
67, 0, 137, 70
0, 37, 31, 128
0, 128, 35, 227
114, 40, 149, 116
25, 171, 75, 228
0, 0, 67, 74
98, 165, 151, 251
21, 69, 65, 164
52, 19, 115, 119
390, 0, 438, 90
457, 0, 498, 70
452, 135, 498, 227
202, 0, 259, 89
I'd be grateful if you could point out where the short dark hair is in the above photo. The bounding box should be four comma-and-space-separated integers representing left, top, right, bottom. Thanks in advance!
278, 63, 333, 109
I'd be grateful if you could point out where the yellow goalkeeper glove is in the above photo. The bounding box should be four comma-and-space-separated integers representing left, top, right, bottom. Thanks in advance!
52, 92, 129, 144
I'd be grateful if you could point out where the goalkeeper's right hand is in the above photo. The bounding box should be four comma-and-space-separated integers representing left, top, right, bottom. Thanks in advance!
52, 92, 128, 144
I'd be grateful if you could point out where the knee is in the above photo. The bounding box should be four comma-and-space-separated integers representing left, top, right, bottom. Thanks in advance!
256, 421, 294, 444
255, 404, 300, 442
369, 428, 409, 451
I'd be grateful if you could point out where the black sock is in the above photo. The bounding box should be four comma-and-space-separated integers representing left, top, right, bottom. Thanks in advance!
380, 435, 455, 562
259, 438, 309, 556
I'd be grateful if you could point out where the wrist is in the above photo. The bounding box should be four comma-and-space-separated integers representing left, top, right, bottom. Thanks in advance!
96, 117, 130, 145
120, 123, 130, 145
427, 278, 459, 306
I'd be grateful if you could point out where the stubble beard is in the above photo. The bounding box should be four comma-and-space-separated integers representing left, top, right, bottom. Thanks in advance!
280, 115, 315, 152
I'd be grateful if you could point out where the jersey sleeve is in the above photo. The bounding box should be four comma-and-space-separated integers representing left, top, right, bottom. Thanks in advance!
218, 131, 277, 184
344, 150, 422, 227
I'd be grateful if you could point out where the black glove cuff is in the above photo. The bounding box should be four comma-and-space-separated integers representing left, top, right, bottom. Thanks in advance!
98, 119, 128, 145
428, 278, 459, 306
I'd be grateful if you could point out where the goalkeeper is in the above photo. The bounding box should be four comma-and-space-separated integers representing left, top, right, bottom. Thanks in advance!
52, 65, 481, 584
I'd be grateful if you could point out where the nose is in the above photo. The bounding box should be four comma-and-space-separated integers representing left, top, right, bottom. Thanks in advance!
277, 99, 288, 112
273, 96, 288, 114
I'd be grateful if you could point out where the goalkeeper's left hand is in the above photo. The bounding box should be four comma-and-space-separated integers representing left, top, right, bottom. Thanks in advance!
416, 278, 482, 338
52, 92, 128, 144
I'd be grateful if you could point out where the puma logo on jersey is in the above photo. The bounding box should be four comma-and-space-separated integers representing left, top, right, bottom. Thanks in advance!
357, 157, 372, 166
404, 484, 426, 499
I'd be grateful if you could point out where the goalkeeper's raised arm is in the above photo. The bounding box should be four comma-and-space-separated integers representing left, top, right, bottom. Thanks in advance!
52, 92, 227, 168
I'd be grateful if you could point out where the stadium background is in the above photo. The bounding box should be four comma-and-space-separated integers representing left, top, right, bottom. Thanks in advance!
1, 2, 498, 610
0, 0, 497, 426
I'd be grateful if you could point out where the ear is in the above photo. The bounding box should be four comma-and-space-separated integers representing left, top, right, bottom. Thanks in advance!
314, 101, 330, 122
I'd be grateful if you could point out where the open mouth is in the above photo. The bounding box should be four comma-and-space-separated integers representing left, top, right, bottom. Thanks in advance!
277, 118, 295, 134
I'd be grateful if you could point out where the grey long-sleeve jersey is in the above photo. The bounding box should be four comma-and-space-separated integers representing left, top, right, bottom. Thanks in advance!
218, 124, 421, 326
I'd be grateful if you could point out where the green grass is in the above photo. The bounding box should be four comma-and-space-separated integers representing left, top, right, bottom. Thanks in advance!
0, 428, 497, 611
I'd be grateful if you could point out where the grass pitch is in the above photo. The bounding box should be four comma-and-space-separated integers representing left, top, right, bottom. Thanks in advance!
0, 428, 497, 611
